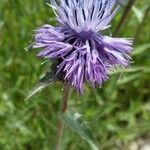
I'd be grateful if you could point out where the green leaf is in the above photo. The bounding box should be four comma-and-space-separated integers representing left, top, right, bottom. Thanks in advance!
109, 66, 150, 75
132, 44, 150, 56
61, 110, 99, 150
109, 67, 141, 75
25, 72, 56, 101
117, 73, 141, 85
0, 21, 4, 29
132, 6, 144, 22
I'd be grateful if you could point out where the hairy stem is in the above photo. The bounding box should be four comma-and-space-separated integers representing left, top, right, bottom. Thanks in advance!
55, 83, 70, 150
113, 0, 136, 36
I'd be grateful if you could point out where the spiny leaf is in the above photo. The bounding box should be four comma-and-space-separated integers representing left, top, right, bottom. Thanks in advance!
61, 110, 99, 150
25, 72, 56, 101
117, 73, 141, 85
109, 67, 141, 75
132, 44, 150, 56
109, 66, 150, 75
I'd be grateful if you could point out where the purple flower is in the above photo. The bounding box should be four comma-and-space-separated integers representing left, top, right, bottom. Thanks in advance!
31, 0, 133, 93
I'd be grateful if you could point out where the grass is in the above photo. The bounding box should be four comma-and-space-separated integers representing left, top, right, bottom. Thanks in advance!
0, 0, 150, 149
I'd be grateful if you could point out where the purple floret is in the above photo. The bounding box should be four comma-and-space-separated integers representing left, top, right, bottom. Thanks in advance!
32, 0, 133, 93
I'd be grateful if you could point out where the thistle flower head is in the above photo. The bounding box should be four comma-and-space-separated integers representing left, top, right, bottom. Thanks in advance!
51, 0, 119, 32
32, 0, 133, 93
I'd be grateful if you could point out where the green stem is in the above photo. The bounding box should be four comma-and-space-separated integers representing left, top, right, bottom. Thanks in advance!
55, 83, 70, 150
113, 0, 136, 36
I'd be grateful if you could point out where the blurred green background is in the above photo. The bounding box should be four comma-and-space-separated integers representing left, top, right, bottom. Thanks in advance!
0, 0, 150, 150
